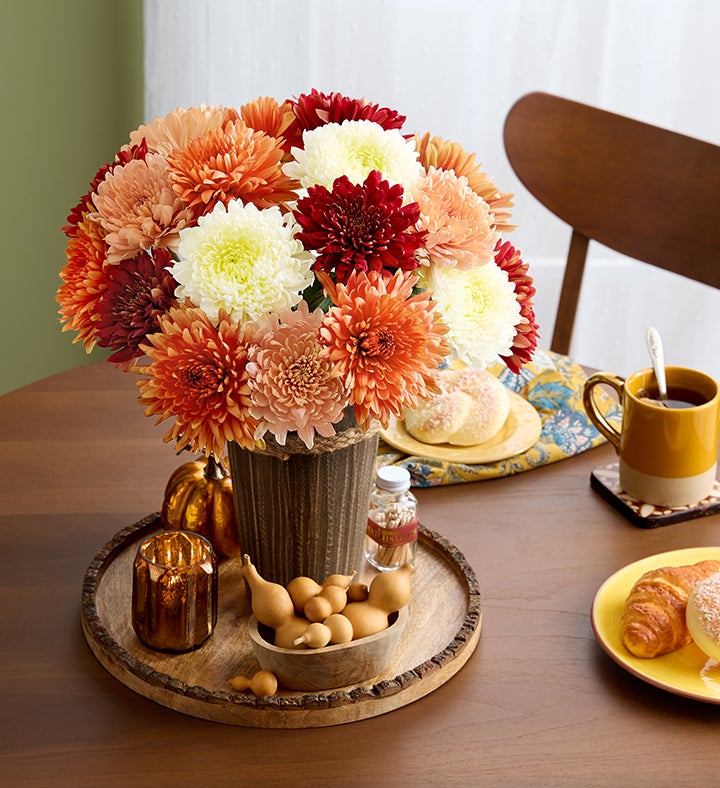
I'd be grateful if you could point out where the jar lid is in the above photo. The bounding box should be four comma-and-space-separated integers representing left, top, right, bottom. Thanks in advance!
376, 465, 411, 491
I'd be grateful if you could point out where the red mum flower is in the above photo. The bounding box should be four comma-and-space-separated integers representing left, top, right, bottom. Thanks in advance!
136, 305, 258, 457
95, 248, 178, 367
494, 240, 539, 373
294, 170, 425, 284
291, 89, 406, 133
63, 140, 148, 238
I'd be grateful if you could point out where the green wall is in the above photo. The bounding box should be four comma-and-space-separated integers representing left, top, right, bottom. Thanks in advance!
1, 0, 144, 395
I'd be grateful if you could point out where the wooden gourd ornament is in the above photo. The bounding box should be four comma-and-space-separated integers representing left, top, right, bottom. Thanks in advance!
241, 554, 295, 629
342, 563, 414, 640
161, 453, 240, 559
228, 670, 278, 697
286, 576, 323, 614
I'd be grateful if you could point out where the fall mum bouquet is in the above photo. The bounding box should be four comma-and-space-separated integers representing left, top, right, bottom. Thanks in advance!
58, 90, 538, 458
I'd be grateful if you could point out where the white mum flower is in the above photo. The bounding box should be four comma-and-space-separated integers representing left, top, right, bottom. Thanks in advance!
423, 262, 521, 368
174, 200, 313, 323
283, 119, 423, 193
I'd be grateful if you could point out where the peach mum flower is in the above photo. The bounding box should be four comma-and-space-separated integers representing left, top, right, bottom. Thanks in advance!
166, 119, 299, 219
414, 132, 515, 232
319, 270, 450, 428
128, 105, 239, 156
246, 301, 346, 449
136, 305, 258, 457
414, 167, 500, 269
64, 140, 149, 239
92, 154, 193, 263
57, 217, 109, 351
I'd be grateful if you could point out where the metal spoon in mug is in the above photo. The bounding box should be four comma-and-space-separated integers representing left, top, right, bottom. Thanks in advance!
646, 326, 669, 406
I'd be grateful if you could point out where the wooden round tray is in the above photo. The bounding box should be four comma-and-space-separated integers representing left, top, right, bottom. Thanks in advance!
81, 514, 482, 728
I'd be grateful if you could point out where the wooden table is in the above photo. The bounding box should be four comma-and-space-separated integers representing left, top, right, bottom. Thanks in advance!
2, 361, 719, 787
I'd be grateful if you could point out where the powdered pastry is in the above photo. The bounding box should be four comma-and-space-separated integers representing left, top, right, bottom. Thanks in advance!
403, 390, 473, 444
403, 368, 510, 446
686, 572, 720, 662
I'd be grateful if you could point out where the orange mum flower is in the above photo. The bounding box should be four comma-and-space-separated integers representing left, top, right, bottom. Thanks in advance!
136, 306, 258, 456
57, 217, 109, 350
166, 119, 300, 218
319, 270, 450, 428
414, 132, 515, 232
240, 96, 299, 157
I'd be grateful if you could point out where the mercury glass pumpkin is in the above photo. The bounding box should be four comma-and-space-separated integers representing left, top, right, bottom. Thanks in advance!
161, 454, 241, 559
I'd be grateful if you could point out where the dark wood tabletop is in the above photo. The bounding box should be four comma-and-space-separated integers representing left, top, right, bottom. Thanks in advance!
2, 360, 720, 787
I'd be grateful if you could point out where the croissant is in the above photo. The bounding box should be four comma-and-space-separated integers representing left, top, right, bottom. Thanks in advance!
621, 559, 720, 658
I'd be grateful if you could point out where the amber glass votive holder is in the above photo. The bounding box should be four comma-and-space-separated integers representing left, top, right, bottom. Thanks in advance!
132, 531, 218, 652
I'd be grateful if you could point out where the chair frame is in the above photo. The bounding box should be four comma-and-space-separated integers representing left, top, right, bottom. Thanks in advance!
504, 91, 720, 355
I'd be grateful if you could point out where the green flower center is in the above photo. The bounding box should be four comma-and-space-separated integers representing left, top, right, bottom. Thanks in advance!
467, 282, 488, 313
212, 236, 258, 277
356, 147, 386, 173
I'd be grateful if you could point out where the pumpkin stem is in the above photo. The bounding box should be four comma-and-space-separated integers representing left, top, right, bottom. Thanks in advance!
204, 452, 229, 480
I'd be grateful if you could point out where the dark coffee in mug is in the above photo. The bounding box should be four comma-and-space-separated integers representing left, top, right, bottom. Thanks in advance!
637, 385, 708, 409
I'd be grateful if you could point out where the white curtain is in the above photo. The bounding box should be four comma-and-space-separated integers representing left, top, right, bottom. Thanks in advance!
144, 0, 720, 379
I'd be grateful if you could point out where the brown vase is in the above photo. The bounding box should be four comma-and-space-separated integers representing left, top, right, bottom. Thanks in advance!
227, 411, 379, 586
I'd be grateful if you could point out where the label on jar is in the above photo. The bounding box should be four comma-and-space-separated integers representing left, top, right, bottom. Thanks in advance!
366, 517, 418, 547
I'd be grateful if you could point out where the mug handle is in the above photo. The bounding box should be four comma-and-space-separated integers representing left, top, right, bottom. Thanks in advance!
582, 372, 624, 451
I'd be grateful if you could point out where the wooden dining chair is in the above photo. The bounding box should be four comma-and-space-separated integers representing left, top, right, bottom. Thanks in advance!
503, 91, 720, 355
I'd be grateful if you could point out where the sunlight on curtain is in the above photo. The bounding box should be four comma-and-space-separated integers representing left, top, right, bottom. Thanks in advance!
144, 0, 720, 379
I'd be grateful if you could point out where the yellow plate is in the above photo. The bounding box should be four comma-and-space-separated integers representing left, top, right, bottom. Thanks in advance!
591, 547, 720, 703
379, 390, 542, 465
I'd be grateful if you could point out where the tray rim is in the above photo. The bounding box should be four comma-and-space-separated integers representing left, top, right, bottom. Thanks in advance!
80, 513, 482, 728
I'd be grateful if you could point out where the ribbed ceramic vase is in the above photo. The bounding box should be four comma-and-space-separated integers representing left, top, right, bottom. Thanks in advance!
228, 411, 379, 586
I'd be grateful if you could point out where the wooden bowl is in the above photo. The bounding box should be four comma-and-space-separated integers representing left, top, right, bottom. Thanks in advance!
247, 607, 409, 691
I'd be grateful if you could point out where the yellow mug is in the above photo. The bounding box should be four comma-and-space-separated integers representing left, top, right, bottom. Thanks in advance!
583, 366, 720, 507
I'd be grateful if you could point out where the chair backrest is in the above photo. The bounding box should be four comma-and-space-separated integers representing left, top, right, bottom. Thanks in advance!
503, 91, 720, 355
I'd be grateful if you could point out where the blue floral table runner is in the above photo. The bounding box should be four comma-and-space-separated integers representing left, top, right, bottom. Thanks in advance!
377, 350, 618, 486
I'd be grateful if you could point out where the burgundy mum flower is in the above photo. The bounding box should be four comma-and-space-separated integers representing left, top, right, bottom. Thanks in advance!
95, 248, 178, 367
293, 170, 425, 284
494, 240, 539, 373
291, 89, 406, 133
